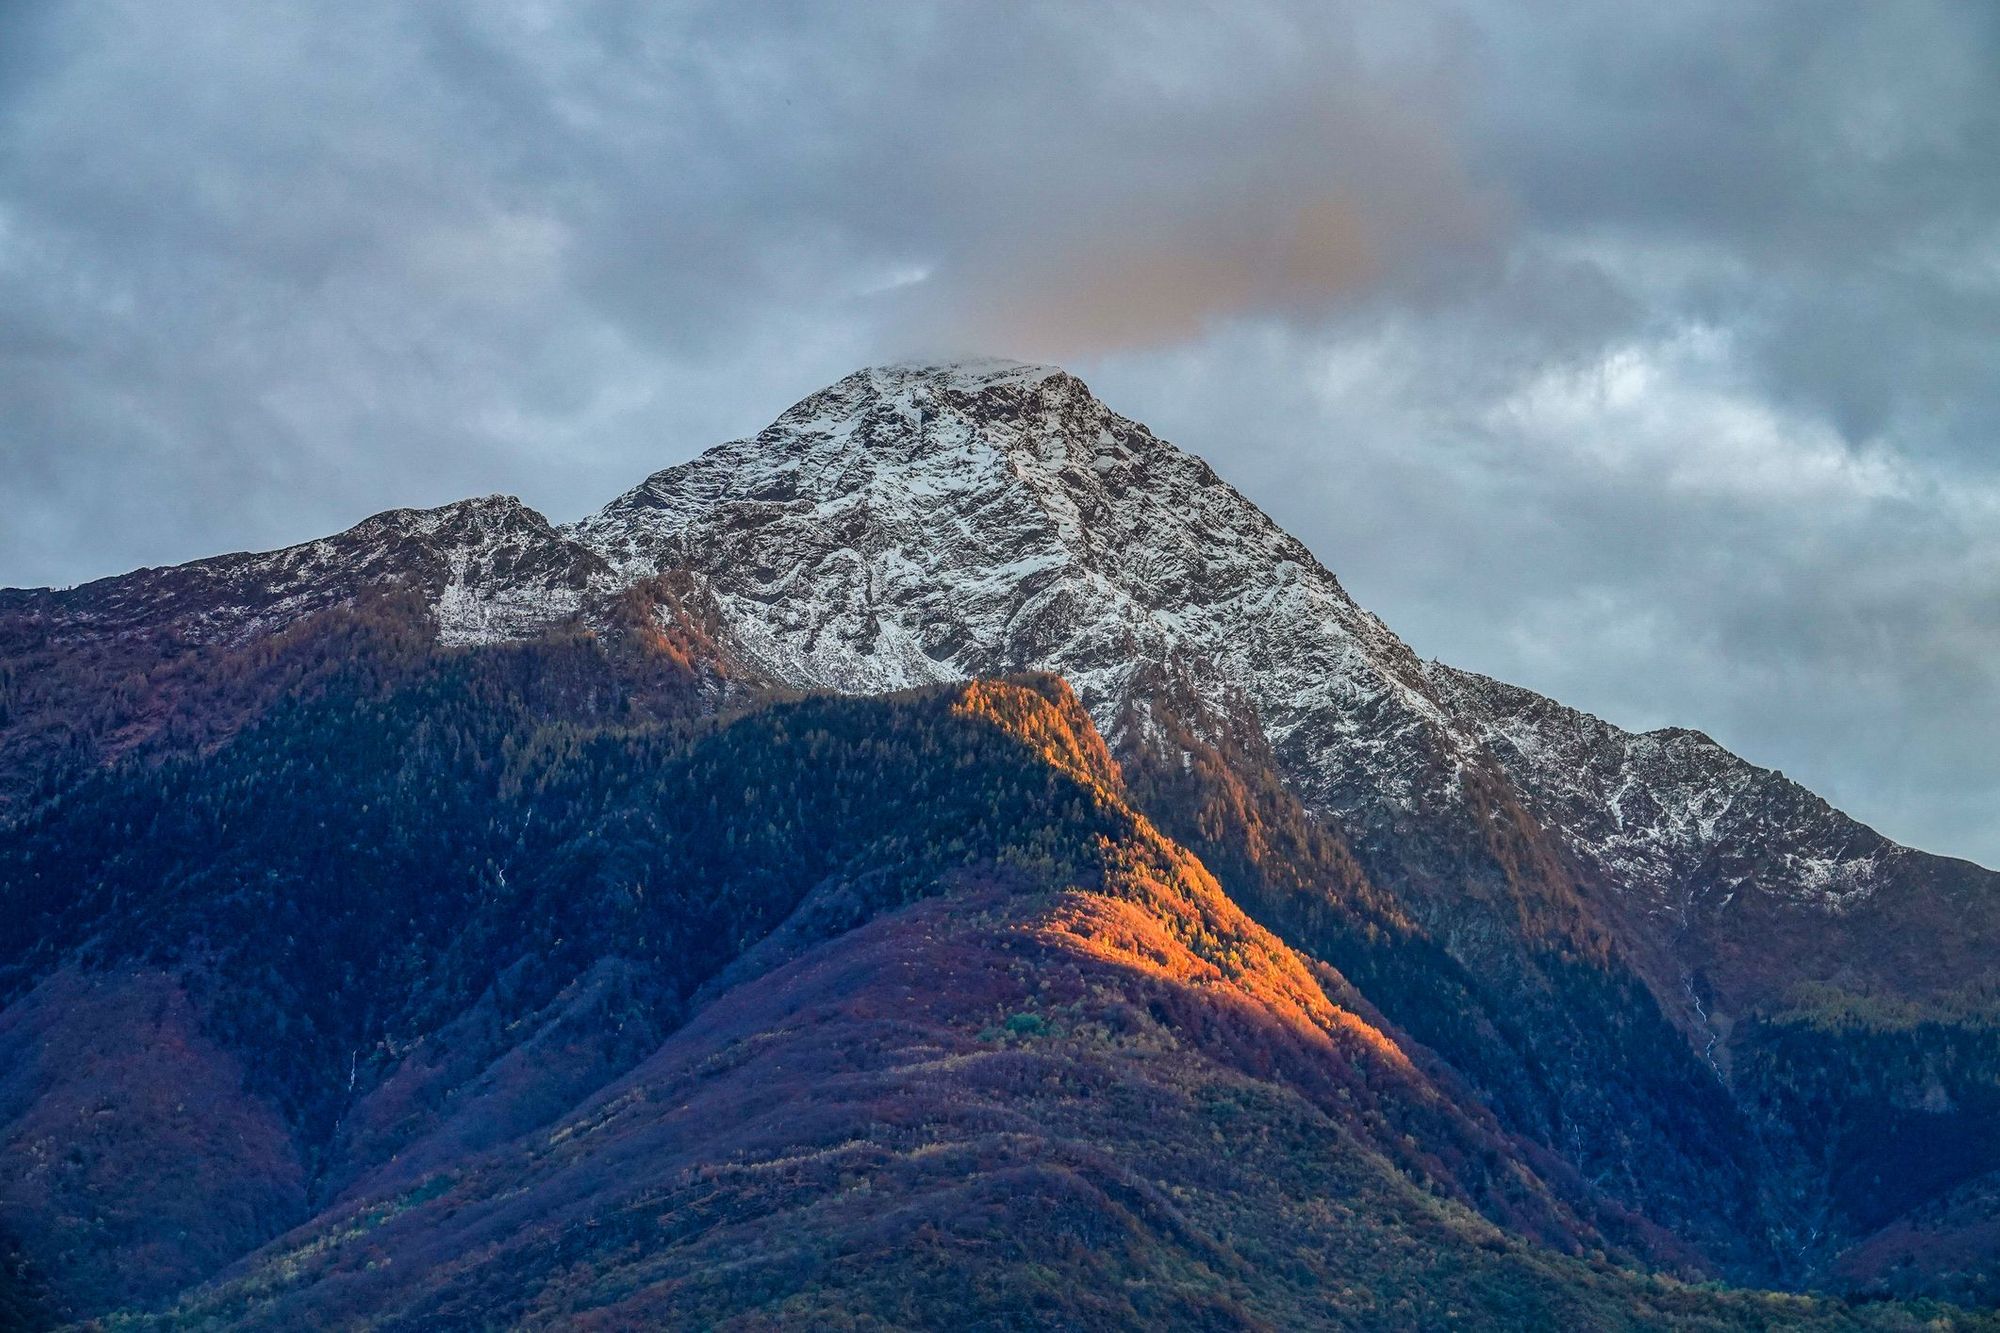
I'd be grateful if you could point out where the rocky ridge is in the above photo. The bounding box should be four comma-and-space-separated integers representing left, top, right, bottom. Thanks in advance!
1428, 663, 1896, 917
6, 358, 1942, 918
4, 494, 613, 651
564, 359, 1913, 919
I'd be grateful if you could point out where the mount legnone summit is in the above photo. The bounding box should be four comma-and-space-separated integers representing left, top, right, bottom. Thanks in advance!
7, 357, 2000, 1324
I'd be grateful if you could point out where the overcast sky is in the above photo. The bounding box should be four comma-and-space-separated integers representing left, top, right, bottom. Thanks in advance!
5, 2, 1998, 866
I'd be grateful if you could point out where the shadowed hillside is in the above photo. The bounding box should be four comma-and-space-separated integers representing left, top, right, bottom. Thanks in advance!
43, 672, 1975, 1331
0, 621, 1979, 1324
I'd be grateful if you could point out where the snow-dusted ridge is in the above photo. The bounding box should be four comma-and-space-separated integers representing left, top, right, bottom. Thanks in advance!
16, 493, 616, 649
8, 359, 1929, 915
1427, 663, 1899, 914
564, 358, 1924, 914
566, 358, 1473, 821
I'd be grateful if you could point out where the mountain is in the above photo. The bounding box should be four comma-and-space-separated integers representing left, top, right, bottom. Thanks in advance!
1432, 663, 2000, 1007
3, 359, 1999, 1325
567, 358, 1987, 934
562, 360, 2000, 1279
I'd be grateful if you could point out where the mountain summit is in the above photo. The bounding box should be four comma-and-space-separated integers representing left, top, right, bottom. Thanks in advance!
572, 361, 1454, 807
5, 362, 2000, 1323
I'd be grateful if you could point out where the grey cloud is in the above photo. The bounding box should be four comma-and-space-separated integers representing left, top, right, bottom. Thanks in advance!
1463, 1, 2000, 446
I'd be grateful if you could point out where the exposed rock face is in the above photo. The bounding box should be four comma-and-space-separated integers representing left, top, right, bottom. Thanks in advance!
3, 494, 613, 650
1428, 663, 1894, 917
570, 360, 1475, 834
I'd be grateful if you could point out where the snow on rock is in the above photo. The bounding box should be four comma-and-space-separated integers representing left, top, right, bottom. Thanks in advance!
21, 495, 615, 649
570, 357, 1918, 913
1427, 662, 1898, 912
567, 358, 1477, 823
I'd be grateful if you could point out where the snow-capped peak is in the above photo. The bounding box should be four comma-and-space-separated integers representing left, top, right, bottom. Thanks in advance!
864, 355, 1067, 391
566, 359, 1467, 823
565, 359, 1912, 917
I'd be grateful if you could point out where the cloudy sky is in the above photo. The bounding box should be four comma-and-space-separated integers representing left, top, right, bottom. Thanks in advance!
4, 2, 1998, 865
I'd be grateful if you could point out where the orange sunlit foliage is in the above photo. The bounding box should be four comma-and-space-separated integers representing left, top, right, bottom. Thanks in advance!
947, 676, 1409, 1072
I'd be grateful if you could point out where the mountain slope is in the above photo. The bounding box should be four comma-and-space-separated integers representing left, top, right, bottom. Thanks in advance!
0, 496, 635, 832
7, 358, 2000, 1315
560, 359, 2000, 1277
0, 660, 1652, 1327
70, 677, 1967, 1331
1430, 663, 2000, 1013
